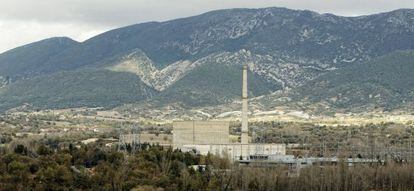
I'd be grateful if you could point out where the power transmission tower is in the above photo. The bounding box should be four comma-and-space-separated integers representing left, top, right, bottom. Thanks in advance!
368, 127, 375, 160
131, 125, 141, 153
118, 124, 141, 153
410, 133, 412, 162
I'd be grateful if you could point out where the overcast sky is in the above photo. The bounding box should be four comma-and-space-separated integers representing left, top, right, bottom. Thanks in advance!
1, 0, 413, 53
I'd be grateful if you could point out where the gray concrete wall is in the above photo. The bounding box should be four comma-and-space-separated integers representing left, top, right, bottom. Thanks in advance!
173, 121, 229, 148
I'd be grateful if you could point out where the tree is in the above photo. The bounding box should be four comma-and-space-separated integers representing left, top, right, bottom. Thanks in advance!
14, 144, 28, 155
37, 145, 52, 156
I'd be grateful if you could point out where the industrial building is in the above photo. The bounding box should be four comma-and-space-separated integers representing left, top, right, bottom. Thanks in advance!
173, 121, 230, 148
172, 65, 383, 167
173, 64, 286, 161
180, 143, 286, 161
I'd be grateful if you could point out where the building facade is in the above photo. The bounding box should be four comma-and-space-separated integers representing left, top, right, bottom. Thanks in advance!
181, 143, 286, 161
173, 121, 230, 149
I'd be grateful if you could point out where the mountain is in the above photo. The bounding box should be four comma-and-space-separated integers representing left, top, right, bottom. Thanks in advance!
0, 37, 79, 82
0, 69, 155, 110
156, 61, 279, 107
249, 50, 414, 114
291, 51, 414, 112
0, 8, 414, 112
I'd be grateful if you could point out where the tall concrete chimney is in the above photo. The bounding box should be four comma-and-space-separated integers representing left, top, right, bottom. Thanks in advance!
241, 65, 248, 144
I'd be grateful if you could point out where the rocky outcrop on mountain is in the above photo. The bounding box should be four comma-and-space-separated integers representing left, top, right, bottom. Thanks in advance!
0, 76, 11, 88
108, 49, 203, 91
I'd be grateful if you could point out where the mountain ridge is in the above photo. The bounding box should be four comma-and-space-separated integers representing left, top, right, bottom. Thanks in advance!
0, 7, 413, 113
0, 37, 79, 81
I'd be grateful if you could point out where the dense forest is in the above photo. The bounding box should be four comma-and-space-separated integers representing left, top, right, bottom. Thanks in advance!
1, 142, 414, 191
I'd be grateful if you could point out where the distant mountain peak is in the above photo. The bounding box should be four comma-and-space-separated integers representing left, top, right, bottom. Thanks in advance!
0, 37, 79, 79
2, 37, 77, 54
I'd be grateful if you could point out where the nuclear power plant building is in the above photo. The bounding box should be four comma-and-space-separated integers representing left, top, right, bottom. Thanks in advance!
173, 64, 286, 161
173, 121, 230, 148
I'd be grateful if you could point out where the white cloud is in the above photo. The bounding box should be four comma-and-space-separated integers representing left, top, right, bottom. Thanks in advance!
0, 0, 413, 53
